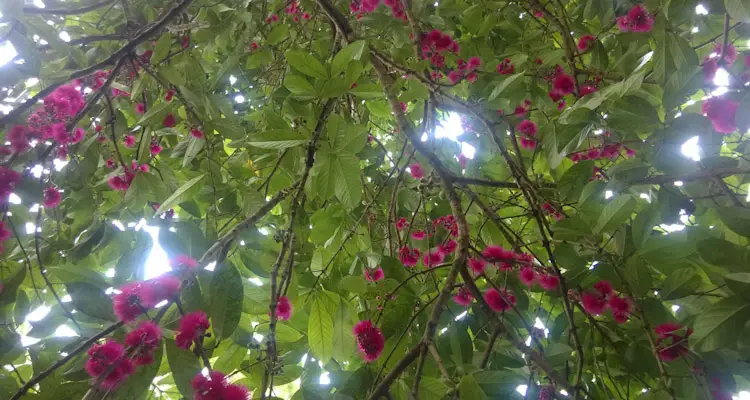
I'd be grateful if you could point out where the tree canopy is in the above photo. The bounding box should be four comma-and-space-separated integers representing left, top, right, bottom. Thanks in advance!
1, 0, 750, 399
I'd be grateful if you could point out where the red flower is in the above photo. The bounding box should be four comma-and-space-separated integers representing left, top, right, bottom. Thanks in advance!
364, 267, 384, 282
249, 42, 259, 51
0, 221, 11, 242
86, 340, 134, 389
399, 246, 420, 267
163, 114, 177, 128
395, 217, 409, 231
579, 85, 597, 97
608, 296, 632, 324
552, 73, 576, 96
467, 56, 481, 70
654, 323, 692, 362
439, 239, 457, 255
702, 97, 738, 134
624, 146, 636, 158
496, 58, 515, 75
539, 274, 560, 291
275, 296, 293, 320
520, 137, 537, 150
581, 292, 607, 315
409, 163, 424, 179
150, 142, 163, 156
485, 288, 516, 312
190, 128, 204, 139
410, 230, 426, 240
124, 135, 136, 148
399, 102, 408, 113
519, 266, 537, 287
303, 12, 311, 20
577, 35, 595, 52
481, 245, 514, 262
617, 5, 653, 33
175, 311, 210, 349
453, 287, 473, 306
151, 275, 181, 301
422, 248, 445, 268
593, 280, 613, 297
170, 254, 199, 269
703, 58, 719, 83
108, 175, 130, 191
135, 103, 146, 114
95, 124, 103, 132
43, 187, 62, 208
192, 371, 249, 400
44, 84, 85, 118
458, 153, 468, 169
353, 320, 385, 362
517, 120, 538, 137
165, 89, 176, 101
124, 321, 162, 365
466, 72, 478, 83
468, 257, 487, 275
113, 282, 158, 322
0, 167, 17, 204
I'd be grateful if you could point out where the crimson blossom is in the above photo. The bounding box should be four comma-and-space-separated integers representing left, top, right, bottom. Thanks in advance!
353, 320, 385, 362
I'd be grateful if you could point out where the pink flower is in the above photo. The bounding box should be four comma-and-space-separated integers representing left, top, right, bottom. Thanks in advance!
409, 163, 424, 179
577, 35, 595, 51
482, 245, 514, 262
519, 266, 537, 286
618, 5, 653, 32
517, 120, 538, 137
485, 288, 516, 312
422, 248, 445, 268
703, 58, 719, 83
458, 153, 468, 168
581, 292, 607, 315
654, 323, 692, 362
497, 58, 514, 75
399, 102, 408, 113
713, 42, 738, 65
106, 158, 116, 168
44, 84, 85, 118
467, 56, 481, 70
275, 296, 293, 320
399, 246, 420, 267
163, 114, 176, 128
150, 142, 163, 156
42, 187, 62, 208
165, 89, 176, 101
170, 254, 199, 269
303, 12, 311, 20
192, 371, 249, 400
364, 267, 385, 282
624, 146, 636, 158
151, 275, 181, 301
439, 239, 457, 255
552, 73, 576, 96
353, 320, 385, 362
124, 321, 161, 365
468, 257, 487, 275
190, 128, 204, 139
453, 287, 473, 306
181, 35, 190, 49
175, 311, 210, 349
135, 103, 146, 114
702, 97, 738, 134
0, 221, 11, 242
86, 340, 134, 389
112, 282, 158, 322
395, 217, 409, 230
108, 175, 131, 191
593, 280, 613, 297
608, 296, 632, 324
539, 274, 560, 291
124, 135, 136, 148
410, 230, 426, 240
579, 85, 597, 97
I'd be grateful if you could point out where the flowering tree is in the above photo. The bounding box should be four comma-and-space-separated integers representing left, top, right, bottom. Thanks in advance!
1, 0, 750, 398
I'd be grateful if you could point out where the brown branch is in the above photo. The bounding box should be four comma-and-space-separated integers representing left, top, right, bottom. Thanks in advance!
428, 344, 451, 382
0, 0, 194, 129
480, 327, 500, 369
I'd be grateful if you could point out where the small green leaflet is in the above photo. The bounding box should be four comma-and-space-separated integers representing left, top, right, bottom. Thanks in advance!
488, 73, 524, 101
308, 295, 334, 362
285, 50, 328, 80
593, 195, 636, 234
209, 262, 244, 340
331, 40, 366, 77
156, 174, 205, 214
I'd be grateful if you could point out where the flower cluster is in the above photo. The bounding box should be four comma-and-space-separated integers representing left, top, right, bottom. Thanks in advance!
364, 266, 385, 282
654, 323, 692, 362
577, 35, 595, 52
548, 70, 576, 104
517, 120, 538, 150
112, 275, 181, 322
518, 265, 561, 291
265, 14, 279, 24
0, 167, 21, 204
398, 246, 421, 267
496, 58, 515, 75
409, 162, 424, 179
350, 0, 406, 20
448, 57, 481, 84
107, 160, 151, 191
485, 288, 516, 312
124, 321, 162, 365
192, 371, 249, 400
702, 97, 738, 134
481, 245, 533, 270
175, 311, 211, 349
617, 4, 654, 33
580, 280, 632, 323
43, 187, 62, 208
703, 43, 738, 82
453, 286, 473, 306
353, 320, 385, 362
513, 99, 532, 117
395, 217, 409, 230
284, 1, 311, 23
420, 30, 460, 68
432, 214, 458, 237
568, 143, 636, 162
275, 296, 293, 320
541, 202, 563, 221
86, 340, 134, 389
0, 221, 11, 253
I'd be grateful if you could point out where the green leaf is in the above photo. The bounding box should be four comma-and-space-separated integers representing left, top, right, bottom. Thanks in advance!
266, 24, 289, 45
624, 257, 652, 297
339, 276, 368, 294
247, 130, 309, 149
156, 174, 205, 214
284, 74, 316, 97
488, 73, 524, 101
112, 344, 163, 400
151, 33, 172, 64
210, 262, 244, 340
166, 339, 202, 399
308, 295, 334, 362
246, 49, 273, 69
698, 238, 750, 272
285, 50, 328, 80
459, 374, 488, 400
66, 282, 116, 321
331, 40, 366, 77
349, 83, 384, 99
692, 297, 750, 352
660, 268, 701, 300
593, 195, 636, 235
724, 273, 750, 299
333, 153, 361, 209
716, 206, 750, 237
725, 0, 750, 22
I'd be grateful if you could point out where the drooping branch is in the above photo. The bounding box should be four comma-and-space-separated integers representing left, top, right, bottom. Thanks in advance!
0, 0, 194, 129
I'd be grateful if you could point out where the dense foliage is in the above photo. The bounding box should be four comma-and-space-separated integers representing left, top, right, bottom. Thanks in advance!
1, 0, 750, 398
